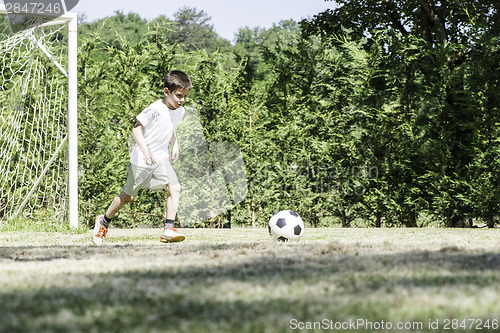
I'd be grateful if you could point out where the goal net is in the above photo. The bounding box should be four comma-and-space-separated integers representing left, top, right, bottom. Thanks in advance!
0, 6, 78, 227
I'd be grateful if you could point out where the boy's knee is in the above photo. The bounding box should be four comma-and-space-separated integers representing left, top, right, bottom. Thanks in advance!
119, 193, 134, 204
168, 183, 181, 196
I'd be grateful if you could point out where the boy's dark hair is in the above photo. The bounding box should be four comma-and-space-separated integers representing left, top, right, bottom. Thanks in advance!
164, 71, 192, 92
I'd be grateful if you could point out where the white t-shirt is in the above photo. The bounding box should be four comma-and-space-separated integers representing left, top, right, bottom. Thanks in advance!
130, 99, 185, 167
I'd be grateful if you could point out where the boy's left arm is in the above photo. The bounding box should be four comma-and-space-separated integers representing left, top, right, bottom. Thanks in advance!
170, 130, 179, 163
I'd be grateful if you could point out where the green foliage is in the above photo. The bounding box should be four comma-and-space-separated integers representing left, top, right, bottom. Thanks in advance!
74, 2, 499, 228
167, 7, 231, 52
0, 213, 87, 233
78, 7, 230, 57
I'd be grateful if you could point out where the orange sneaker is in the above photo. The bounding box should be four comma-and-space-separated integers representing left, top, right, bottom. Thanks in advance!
92, 215, 108, 245
160, 227, 185, 243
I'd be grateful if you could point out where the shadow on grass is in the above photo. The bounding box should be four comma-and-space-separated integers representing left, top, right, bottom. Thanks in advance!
1, 243, 500, 332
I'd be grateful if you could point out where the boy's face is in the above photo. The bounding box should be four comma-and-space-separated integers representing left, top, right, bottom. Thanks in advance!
164, 87, 190, 110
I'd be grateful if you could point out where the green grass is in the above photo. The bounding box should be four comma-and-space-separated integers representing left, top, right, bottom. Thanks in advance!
0, 218, 88, 233
1, 227, 500, 332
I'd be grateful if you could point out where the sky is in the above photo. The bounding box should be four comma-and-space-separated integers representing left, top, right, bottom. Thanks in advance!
71, 0, 336, 41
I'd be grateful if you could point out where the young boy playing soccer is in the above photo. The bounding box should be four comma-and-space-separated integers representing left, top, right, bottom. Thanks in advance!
92, 70, 191, 245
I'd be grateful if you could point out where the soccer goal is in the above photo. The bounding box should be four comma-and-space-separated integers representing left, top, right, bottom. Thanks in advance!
0, 4, 78, 228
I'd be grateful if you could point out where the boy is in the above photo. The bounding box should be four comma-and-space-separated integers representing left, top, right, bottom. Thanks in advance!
92, 70, 191, 245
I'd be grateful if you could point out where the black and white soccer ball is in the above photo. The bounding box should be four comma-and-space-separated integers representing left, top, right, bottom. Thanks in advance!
268, 210, 304, 242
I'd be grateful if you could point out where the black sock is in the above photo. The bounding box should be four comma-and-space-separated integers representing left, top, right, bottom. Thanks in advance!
164, 219, 174, 229
101, 214, 112, 228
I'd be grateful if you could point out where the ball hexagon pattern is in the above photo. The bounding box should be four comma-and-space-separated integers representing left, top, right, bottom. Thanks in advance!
268, 210, 304, 241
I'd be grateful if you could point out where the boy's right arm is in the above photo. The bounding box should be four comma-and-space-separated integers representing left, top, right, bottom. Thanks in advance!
132, 122, 156, 165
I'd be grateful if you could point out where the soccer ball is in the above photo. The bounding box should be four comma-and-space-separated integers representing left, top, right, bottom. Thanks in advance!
268, 210, 304, 242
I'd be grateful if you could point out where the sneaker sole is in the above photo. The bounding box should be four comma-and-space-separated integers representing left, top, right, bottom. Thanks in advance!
160, 235, 186, 243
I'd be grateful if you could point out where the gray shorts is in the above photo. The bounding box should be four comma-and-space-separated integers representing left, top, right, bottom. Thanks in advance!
123, 160, 179, 196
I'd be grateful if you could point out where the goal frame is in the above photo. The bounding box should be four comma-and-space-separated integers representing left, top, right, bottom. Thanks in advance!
0, 4, 78, 228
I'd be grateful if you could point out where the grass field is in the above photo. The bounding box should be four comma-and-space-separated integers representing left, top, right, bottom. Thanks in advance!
1, 227, 500, 332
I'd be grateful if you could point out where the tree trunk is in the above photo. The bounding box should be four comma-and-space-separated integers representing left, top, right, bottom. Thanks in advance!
486, 209, 495, 228
375, 212, 381, 228
340, 209, 349, 228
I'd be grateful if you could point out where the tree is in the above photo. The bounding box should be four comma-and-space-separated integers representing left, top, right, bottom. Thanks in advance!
78, 11, 149, 50
167, 7, 231, 52
74, 4, 499, 228
302, 0, 500, 227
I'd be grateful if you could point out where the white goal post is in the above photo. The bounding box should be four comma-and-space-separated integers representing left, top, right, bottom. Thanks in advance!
0, 4, 78, 228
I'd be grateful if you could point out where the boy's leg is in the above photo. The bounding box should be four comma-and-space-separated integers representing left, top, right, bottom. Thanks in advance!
164, 183, 180, 220
161, 183, 185, 243
93, 192, 134, 245
106, 192, 135, 219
